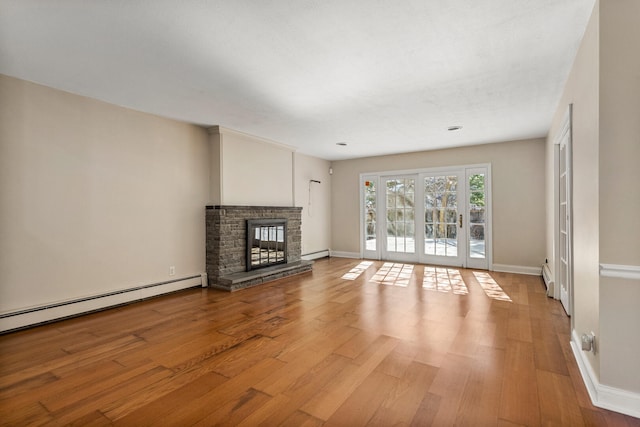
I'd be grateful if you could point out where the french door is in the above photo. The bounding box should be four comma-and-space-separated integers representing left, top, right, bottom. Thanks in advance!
362, 165, 490, 269
557, 112, 573, 315
382, 175, 417, 262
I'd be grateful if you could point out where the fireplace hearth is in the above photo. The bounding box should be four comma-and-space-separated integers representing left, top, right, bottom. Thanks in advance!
206, 206, 312, 291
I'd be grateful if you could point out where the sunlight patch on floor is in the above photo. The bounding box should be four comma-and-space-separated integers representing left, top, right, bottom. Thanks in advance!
473, 271, 512, 301
423, 267, 469, 295
341, 261, 374, 280
370, 262, 414, 287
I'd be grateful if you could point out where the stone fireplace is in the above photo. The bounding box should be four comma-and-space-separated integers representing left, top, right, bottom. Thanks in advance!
206, 205, 312, 291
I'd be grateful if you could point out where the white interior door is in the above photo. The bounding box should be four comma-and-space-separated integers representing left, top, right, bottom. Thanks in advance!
559, 128, 572, 315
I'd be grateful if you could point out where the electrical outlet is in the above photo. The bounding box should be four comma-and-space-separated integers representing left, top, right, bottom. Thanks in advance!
169, 266, 175, 276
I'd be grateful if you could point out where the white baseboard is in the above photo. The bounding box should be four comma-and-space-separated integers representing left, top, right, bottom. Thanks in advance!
329, 251, 361, 259
301, 250, 330, 261
492, 264, 542, 276
570, 330, 640, 418
0, 275, 203, 333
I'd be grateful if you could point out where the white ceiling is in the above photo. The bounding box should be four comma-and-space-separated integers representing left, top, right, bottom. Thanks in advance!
0, 0, 594, 160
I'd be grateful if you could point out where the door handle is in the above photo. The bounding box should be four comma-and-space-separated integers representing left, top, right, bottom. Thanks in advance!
459, 214, 463, 228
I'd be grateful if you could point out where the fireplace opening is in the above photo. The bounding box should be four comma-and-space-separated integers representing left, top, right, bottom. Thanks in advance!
247, 219, 287, 271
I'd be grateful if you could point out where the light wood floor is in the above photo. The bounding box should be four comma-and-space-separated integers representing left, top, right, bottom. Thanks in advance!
1, 258, 638, 426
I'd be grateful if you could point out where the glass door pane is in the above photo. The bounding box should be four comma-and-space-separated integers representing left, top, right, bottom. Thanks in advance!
421, 171, 466, 268
424, 175, 459, 257
468, 173, 486, 259
465, 168, 489, 270
364, 179, 377, 251
385, 177, 416, 256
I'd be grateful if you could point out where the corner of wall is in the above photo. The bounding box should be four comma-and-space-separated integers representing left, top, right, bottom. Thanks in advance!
207, 127, 223, 205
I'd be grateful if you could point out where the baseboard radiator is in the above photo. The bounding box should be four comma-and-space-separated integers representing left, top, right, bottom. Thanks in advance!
0, 274, 205, 333
542, 264, 554, 297
301, 250, 330, 260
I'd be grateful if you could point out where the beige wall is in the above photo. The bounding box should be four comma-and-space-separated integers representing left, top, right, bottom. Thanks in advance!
546, 1, 601, 375
546, 0, 640, 397
294, 153, 332, 255
598, 0, 640, 394
213, 127, 294, 207
600, 278, 640, 393
0, 75, 335, 317
207, 127, 332, 256
0, 74, 209, 312
331, 138, 546, 269
598, 0, 640, 266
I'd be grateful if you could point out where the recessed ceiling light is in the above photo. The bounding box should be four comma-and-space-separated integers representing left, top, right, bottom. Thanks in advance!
447, 126, 463, 131
336, 142, 348, 146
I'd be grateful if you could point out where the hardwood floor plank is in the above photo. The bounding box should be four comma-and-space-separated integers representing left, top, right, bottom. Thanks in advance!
448, 316, 487, 358
367, 361, 439, 425
105, 336, 281, 421
373, 346, 415, 378
0, 258, 636, 425
323, 370, 397, 426
280, 410, 325, 427
155, 357, 285, 425
273, 320, 359, 366
205, 335, 285, 378
66, 409, 113, 427
506, 304, 533, 343
50, 365, 174, 425
1, 359, 124, 413
427, 352, 473, 425
0, 400, 52, 426
409, 392, 442, 426
490, 306, 511, 350
537, 369, 587, 426
496, 418, 528, 426
40, 360, 160, 412
239, 355, 354, 426
0, 332, 82, 370
234, 393, 298, 426
332, 329, 379, 360
0, 371, 57, 399
112, 371, 228, 426
0, 334, 145, 388
281, 353, 352, 399
455, 345, 505, 426
531, 317, 570, 375
300, 335, 398, 420
191, 387, 272, 427
254, 348, 338, 396
498, 339, 540, 426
